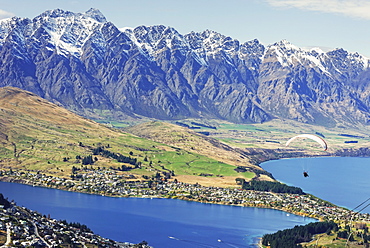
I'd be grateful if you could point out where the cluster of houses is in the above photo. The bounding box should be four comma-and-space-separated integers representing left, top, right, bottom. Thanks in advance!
0, 202, 151, 247
1, 168, 370, 227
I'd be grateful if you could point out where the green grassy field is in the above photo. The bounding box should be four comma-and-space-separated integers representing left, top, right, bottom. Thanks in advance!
146, 150, 254, 178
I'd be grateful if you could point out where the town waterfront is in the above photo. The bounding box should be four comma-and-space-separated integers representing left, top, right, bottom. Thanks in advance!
261, 156, 370, 214
1, 156, 369, 247
0, 181, 314, 247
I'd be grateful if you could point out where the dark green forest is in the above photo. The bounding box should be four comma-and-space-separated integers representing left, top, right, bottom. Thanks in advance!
91, 146, 139, 166
242, 180, 305, 195
262, 221, 338, 248
0, 193, 11, 208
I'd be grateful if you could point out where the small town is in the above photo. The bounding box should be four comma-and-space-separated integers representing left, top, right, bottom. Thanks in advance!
1, 168, 369, 229
0, 196, 151, 248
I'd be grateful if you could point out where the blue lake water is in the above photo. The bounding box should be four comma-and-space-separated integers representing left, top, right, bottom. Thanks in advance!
261, 156, 370, 214
0, 181, 315, 248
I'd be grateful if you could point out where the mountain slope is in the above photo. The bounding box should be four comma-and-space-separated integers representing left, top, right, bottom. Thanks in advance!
124, 121, 262, 170
0, 86, 133, 172
1, 9, 370, 126
0, 87, 265, 186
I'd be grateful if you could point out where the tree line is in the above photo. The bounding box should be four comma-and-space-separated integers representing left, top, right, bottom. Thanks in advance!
242, 180, 305, 195
91, 146, 140, 166
262, 221, 338, 247
60, 220, 92, 233
0, 193, 11, 209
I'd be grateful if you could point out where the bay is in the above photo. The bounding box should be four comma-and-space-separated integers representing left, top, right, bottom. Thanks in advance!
0, 181, 315, 247
261, 156, 370, 214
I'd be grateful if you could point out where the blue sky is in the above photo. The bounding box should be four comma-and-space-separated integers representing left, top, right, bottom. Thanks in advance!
0, 0, 369, 57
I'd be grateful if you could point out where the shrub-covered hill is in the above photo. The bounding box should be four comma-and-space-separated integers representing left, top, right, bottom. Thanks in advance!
0, 87, 269, 186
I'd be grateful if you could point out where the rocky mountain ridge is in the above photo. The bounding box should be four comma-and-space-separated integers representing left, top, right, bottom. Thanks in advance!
1, 8, 370, 126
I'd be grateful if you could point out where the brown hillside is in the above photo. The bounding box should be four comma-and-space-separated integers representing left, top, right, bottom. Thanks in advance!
0, 87, 103, 129
0, 87, 133, 174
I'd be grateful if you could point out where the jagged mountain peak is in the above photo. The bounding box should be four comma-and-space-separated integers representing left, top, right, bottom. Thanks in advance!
184, 29, 242, 63
198, 30, 238, 48
267, 39, 302, 54
35, 8, 71, 18
30, 8, 107, 57
262, 39, 369, 72
126, 24, 182, 45
85, 8, 107, 23
32, 8, 106, 33
325, 48, 369, 71
1, 8, 370, 126
199, 29, 226, 39
34, 8, 106, 23
244, 38, 262, 46
306, 47, 326, 56
238, 39, 265, 67
328, 47, 368, 60
0, 17, 31, 43
240, 39, 265, 55
263, 39, 311, 68
272, 39, 293, 46
122, 24, 188, 60
185, 30, 237, 49
0, 16, 26, 26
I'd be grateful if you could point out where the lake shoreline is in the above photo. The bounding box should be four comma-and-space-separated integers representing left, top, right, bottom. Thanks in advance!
1, 167, 368, 223
0, 175, 315, 219
0, 180, 317, 248
2, 156, 370, 248
0, 175, 306, 212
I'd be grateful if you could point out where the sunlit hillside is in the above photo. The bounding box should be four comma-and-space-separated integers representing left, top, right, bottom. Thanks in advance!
0, 87, 264, 187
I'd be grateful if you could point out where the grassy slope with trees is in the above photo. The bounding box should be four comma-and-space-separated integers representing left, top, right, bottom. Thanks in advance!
3, 86, 370, 187
0, 87, 260, 187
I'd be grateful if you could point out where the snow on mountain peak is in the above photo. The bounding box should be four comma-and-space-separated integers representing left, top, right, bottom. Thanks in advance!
327, 48, 370, 70
85, 8, 106, 23
1, 7, 369, 74
0, 17, 32, 46
185, 30, 241, 62
305, 47, 326, 54
265, 40, 303, 67
31, 9, 107, 57
122, 24, 188, 60
269, 39, 300, 52
263, 39, 336, 74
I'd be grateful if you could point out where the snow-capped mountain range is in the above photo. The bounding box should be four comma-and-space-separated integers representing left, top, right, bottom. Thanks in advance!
1, 8, 370, 126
